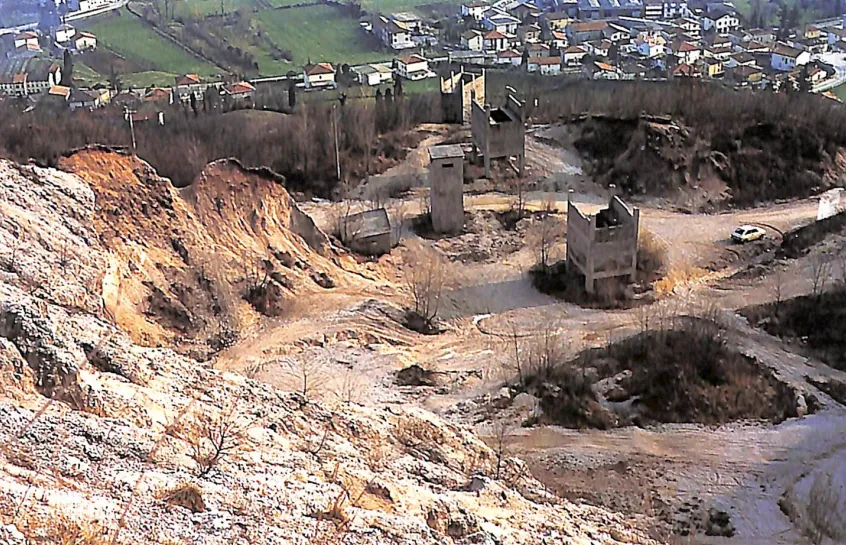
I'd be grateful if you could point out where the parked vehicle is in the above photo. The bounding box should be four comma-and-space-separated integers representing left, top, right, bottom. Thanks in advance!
731, 225, 766, 243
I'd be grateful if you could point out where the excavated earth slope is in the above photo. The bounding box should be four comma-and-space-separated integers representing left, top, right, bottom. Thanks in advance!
0, 154, 659, 544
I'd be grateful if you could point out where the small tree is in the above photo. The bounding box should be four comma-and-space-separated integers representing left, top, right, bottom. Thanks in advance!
528, 201, 562, 271
182, 406, 248, 478
491, 421, 513, 480
404, 245, 448, 331
809, 253, 832, 298
281, 355, 329, 402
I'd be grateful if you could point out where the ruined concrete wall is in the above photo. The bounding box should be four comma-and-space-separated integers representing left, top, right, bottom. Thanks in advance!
566, 197, 639, 291
462, 75, 485, 126
430, 157, 465, 234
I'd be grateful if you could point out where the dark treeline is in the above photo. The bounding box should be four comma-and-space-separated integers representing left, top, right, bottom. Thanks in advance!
0, 92, 440, 197
2, 79, 846, 197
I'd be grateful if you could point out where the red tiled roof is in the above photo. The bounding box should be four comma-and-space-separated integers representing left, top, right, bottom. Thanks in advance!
398, 54, 427, 64
305, 62, 335, 75
485, 30, 506, 39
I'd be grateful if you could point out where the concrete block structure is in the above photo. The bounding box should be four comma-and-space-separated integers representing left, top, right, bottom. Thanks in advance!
470, 93, 525, 178
566, 193, 640, 293
428, 144, 465, 234
341, 208, 392, 256
441, 68, 485, 125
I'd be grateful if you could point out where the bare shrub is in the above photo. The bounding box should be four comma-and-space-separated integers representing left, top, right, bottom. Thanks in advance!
491, 421, 513, 480
527, 203, 563, 271
637, 228, 668, 282
809, 253, 833, 298
771, 267, 786, 310
806, 471, 845, 544
404, 245, 448, 333
281, 355, 329, 402
178, 406, 248, 478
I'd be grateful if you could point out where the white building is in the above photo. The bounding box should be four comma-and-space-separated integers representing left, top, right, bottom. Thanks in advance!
56, 24, 76, 44
702, 10, 739, 33
353, 63, 393, 86
770, 43, 810, 71
482, 9, 519, 35
461, 30, 484, 51
75, 31, 97, 51
461, 0, 491, 20
303, 62, 336, 88
395, 54, 430, 80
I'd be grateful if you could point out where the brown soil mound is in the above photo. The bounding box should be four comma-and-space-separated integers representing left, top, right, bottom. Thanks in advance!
572, 115, 844, 208
59, 149, 363, 358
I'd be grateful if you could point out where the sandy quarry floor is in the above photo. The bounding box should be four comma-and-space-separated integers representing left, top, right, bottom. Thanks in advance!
217, 130, 846, 544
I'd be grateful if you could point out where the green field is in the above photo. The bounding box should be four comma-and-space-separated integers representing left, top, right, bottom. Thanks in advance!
86, 13, 219, 77
833, 83, 846, 101
260, 6, 384, 65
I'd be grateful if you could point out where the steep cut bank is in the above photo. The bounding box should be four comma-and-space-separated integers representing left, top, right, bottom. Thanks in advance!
566, 114, 846, 208
0, 156, 660, 545
49, 149, 375, 358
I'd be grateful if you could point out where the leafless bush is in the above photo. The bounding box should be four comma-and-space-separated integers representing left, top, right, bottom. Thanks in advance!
491, 421, 513, 480
281, 355, 329, 402
637, 228, 669, 282
180, 406, 248, 478
806, 471, 845, 544
809, 253, 833, 298
527, 202, 563, 271
771, 267, 786, 310
404, 245, 448, 332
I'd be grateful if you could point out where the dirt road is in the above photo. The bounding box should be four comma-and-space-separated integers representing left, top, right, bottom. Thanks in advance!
218, 130, 846, 544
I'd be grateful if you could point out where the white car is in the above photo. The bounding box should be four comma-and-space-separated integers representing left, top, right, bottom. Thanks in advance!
731, 225, 766, 243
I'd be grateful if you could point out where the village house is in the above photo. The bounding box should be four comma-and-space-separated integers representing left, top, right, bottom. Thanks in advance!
673, 17, 700, 39
672, 62, 698, 77
527, 42, 550, 57
644, 0, 689, 19
669, 40, 700, 64
175, 74, 204, 102
511, 1, 542, 21
770, 43, 810, 72
68, 88, 102, 110
604, 22, 633, 43
562, 44, 589, 65
517, 23, 542, 44
701, 7, 739, 33
224, 81, 256, 101
804, 24, 822, 40
484, 30, 509, 51
827, 27, 846, 50
353, 63, 393, 85
743, 40, 770, 54
700, 56, 723, 77
74, 32, 97, 51
528, 56, 562, 74
703, 46, 731, 62
13, 32, 38, 50
567, 20, 608, 44
550, 30, 568, 48
390, 12, 423, 33
586, 60, 621, 79
462, 30, 485, 51
55, 24, 76, 44
727, 51, 756, 68
303, 62, 337, 88
462, 0, 491, 20
728, 64, 764, 86
636, 34, 666, 57
585, 39, 612, 57
144, 87, 174, 104
396, 54, 430, 80
374, 16, 414, 50
46, 85, 71, 104
0, 60, 61, 97
496, 48, 523, 65
483, 10, 520, 35
544, 11, 572, 31
577, 0, 643, 19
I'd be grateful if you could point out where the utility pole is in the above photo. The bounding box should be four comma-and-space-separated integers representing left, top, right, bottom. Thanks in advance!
124, 106, 137, 151
332, 104, 340, 181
